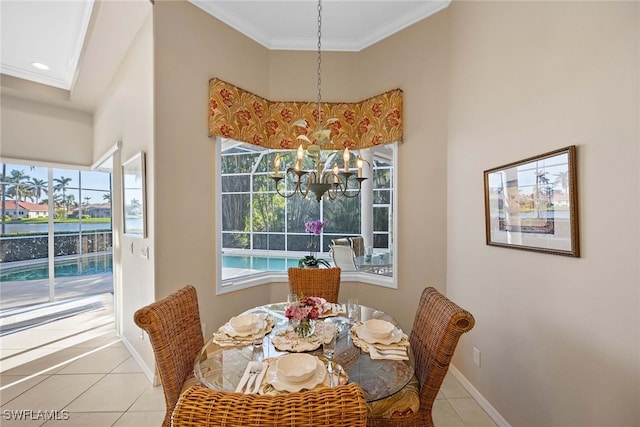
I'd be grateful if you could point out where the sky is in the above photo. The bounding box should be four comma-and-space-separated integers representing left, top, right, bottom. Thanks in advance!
2, 163, 111, 204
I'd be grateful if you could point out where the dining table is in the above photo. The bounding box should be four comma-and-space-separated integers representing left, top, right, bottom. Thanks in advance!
193, 301, 414, 403
354, 254, 393, 275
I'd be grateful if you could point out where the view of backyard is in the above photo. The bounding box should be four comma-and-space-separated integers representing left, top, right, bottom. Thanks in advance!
0, 164, 114, 323
218, 139, 395, 284
1, 142, 396, 320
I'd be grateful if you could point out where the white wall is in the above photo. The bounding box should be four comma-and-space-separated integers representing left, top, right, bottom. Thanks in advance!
150, 1, 451, 342
93, 8, 155, 373
447, 2, 639, 425
152, 0, 273, 338
0, 95, 92, 165
3, 1, 638, 424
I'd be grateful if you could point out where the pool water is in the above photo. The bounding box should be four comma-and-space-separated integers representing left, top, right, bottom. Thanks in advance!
0, 256, 113, 282
222, 254, 301, 272
1, 253, 303, 282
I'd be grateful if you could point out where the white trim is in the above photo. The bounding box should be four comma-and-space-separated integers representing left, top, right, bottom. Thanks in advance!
0, 157, 92, 171
189, 0, 451, 52
215, 137, 224, 295
91, 140, 121, 170
449, 365, 511, 427
214, 138, 398, 295
121, 333, 158, 385
217, 269, 394, 295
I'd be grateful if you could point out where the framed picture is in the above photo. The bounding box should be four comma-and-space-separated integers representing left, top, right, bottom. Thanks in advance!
122, 151, 147, 237
484, 146, 579, 257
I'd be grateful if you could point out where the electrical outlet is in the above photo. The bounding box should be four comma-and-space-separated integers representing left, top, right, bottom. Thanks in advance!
473, 347, 481, 367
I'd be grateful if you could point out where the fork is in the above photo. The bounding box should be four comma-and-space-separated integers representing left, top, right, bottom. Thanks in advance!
244, 363, 260, 393
243, 362, 265, 394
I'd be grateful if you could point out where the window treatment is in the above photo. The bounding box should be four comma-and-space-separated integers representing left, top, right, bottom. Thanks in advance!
208, 78, 403, 151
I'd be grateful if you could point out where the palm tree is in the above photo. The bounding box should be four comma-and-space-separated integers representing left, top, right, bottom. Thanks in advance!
127, 198, 141, 216
54, 176, 73, 216
30, 178, 47, 203
64, 194, 77, 217
553, 171, 569, 194
29, 178, 47, 204
7, 169, 31, 218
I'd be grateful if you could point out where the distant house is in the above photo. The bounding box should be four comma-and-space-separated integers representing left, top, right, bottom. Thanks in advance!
2, 200, 49, 219
70, 203, 112, 219
84, 203, 112, 218
553, 192, 570, 207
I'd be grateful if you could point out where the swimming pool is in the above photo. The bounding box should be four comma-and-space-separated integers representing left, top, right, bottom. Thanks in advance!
0, 255, 113, 282
222, 254, 301, 272
0, 253, 304, 282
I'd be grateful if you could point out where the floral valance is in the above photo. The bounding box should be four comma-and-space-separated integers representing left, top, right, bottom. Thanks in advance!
208, 78, 403, 151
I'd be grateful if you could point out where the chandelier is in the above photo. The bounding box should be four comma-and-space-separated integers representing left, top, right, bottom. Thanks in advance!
271, 0, 367, 202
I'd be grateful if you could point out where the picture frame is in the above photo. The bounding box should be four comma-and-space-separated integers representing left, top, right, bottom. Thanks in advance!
484, 146, 579, 257
122, 151, 147, 237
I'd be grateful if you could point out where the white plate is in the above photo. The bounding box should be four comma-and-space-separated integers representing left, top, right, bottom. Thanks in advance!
229, 313, 256, 333
221, 318, 265, 337
355, 324, 403, 345
266, 357, 327, 392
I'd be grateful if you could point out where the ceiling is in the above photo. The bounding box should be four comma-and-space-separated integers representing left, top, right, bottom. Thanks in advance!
0, 0, 449, 112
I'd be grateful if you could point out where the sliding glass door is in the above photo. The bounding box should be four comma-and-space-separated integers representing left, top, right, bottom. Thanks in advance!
0, 162, 113, 314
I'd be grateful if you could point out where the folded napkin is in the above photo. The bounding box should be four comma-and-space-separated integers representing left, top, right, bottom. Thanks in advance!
368, 345, 409, 361
320, 303, 346, 318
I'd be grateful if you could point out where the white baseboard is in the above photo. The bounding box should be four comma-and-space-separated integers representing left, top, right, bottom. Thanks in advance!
449, 365, 511, 427
120, 334, 159, 385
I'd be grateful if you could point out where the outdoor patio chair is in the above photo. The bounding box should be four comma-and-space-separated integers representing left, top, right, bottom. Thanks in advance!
331, 237, 351, 247
172, 383, 367, 426
349, 236, 365, 257
331, 244, 357, 271
366, 287, 475, 426
133, 285, 204, 427
288, 267, 341, 303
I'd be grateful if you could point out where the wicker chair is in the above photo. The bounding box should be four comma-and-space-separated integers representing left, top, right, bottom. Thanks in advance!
172, 383, 367, 427
133, 285, 204, 427
367, 287, 475, 427
288, 267, 341, 303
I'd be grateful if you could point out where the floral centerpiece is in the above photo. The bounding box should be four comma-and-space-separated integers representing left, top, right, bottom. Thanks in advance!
299, 220, 331, 268
285, 296, 325, 337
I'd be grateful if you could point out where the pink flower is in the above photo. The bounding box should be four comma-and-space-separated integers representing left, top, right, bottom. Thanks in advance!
305, 220, 325, 236
285, 296, 326, 322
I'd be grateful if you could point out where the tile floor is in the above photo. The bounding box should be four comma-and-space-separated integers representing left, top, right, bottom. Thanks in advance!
0, 297, 496, 427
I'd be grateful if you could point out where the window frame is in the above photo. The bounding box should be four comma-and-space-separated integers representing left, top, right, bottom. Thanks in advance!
214, 137, 398, 294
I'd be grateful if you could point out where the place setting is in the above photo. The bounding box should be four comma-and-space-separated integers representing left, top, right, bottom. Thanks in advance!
212, 312, 273, 347
351, 318, 410, 360
259, 353, 348, 395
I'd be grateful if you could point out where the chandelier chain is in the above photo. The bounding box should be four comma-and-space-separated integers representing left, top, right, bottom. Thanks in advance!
316, 0, 322, 127
270, 0, 366, 202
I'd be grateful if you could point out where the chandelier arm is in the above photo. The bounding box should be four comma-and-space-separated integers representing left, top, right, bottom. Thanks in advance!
293, 169, 312, 199
272, 176, 297, 198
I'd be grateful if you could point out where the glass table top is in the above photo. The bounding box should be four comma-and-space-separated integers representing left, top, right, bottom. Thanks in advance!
194, 302, 414, 402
